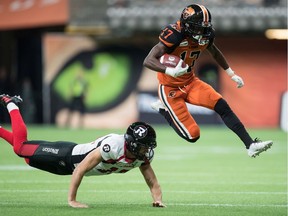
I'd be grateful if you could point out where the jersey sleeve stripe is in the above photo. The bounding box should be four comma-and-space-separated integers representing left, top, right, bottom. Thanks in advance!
159, 36, 174, 47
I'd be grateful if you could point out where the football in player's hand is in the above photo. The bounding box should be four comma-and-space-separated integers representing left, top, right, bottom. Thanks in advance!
159, 54, 186, 68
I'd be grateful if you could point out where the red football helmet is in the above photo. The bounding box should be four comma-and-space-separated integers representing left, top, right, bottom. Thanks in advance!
180, 4, 214, 45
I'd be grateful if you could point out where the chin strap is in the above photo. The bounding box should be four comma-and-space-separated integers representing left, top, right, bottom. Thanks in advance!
193, 35, 209, 46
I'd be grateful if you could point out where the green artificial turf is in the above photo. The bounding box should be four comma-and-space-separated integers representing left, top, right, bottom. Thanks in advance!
0, 125, 286, 216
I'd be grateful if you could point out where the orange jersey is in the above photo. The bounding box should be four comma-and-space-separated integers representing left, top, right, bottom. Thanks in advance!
158, 21, 213, 87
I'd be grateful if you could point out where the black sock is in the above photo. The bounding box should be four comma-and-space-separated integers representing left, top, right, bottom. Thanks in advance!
214, 98, 253, 148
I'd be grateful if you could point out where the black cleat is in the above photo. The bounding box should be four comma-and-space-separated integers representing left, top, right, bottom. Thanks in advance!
0, 94, 23, 107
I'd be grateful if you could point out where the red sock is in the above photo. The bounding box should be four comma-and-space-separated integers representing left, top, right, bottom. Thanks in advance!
0, 127, 13, 145
9, 110, 28, 155
9, 108, 38, 160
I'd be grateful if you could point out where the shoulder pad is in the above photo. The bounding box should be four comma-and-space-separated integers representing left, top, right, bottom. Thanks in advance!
159, 22, 184, 49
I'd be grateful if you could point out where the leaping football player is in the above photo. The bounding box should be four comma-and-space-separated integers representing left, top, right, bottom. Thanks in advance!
143, 4, 272, 157
0, 94, 165, 208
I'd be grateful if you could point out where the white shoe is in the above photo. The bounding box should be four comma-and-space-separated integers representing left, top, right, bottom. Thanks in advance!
151, 100, 166, 112
247, 139, 273, 158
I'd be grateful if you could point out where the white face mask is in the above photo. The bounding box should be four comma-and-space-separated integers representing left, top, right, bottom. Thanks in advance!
192, 35, 210, 46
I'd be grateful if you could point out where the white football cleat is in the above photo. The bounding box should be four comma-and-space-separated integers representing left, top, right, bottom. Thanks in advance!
247, 139, 273, 158
151, 100, 166, 112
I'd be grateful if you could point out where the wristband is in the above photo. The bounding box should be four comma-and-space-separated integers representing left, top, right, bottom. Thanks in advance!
225, 67, 235, 76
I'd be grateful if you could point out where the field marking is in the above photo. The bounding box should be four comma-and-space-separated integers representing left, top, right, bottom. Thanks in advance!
0, 179, 286, 186
0, 165, 34, 170
0, 189, 286, 195
0, 201, 286, 208
0, 165, 286, 177
168, 203, 287, 208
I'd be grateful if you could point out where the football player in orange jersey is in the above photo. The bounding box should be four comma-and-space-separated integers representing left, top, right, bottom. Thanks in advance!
143, 4, 272, 157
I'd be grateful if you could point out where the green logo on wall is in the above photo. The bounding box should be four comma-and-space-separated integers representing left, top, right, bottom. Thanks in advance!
51, 46, 145, 113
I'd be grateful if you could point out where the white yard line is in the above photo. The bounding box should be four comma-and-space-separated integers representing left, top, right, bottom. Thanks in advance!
0, 165, 34, 170
0, 189, 286, 195
0, 179, 286, 185
168, 203, 287, 207
0, 201, 286, 208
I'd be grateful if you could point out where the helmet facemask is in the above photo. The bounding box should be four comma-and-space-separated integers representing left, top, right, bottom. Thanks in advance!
125, 138, 156, 160
183, 22, 212, 45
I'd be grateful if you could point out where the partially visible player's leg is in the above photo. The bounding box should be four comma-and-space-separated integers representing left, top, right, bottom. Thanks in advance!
184, 78, 253, 147
214, 98, 254, 147
0, 94, 38, 157
8, 104, 29, 154
187, 78, 273, 157
156, 84, 200, 143
185, 79, 273, 157
215, 98, 273, 157
0, 126, 13, 145
0, 94, 24, 147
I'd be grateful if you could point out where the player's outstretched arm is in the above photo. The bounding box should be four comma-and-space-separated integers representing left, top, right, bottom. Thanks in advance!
139, 163, 166, 208
68, 148, 102, 208
207, 43, 244, 88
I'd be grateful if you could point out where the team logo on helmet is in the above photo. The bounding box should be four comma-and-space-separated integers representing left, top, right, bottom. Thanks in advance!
182, 7, 195, 20
133, 125, 148, 139
125, 122, 157, 160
